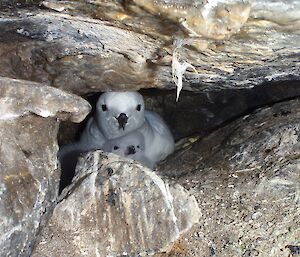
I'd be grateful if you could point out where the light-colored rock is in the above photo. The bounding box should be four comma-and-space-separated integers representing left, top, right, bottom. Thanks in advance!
0, 76, 91, 122
132, 0, 251, 40
0, 77, 90, 257
33, 152, 201, 257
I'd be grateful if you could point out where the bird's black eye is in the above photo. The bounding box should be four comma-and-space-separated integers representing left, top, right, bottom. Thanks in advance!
101, 105, 107, 111
113, 146, 119, 150
136, 104, 142, 111
137, 145, 140, 149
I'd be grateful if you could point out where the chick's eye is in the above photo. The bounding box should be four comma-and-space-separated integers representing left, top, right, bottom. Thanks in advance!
113, 146, 119, 150
101, 105, 107, 111
137, 145, 140, 149
136, 104, 142, 111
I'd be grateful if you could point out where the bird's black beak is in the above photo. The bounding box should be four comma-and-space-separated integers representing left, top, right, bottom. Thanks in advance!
116, 113, 128, 130
126, 145, 136, 155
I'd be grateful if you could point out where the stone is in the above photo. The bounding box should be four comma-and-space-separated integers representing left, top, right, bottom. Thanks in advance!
0, 76, 91, 122
32, 152, 201, 257
0, 0, 299, 95
0, 7, 158, 94
0, 77, 90, 257
157, 98, 300, 256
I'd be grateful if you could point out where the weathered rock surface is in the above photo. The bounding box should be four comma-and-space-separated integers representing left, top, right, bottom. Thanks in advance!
32, 152, 201, 257
0, 0, 299, 94
0, 77, 90, 257
157, 98, 300, 256
0, 76, 91, 122
131, 0, 252, 40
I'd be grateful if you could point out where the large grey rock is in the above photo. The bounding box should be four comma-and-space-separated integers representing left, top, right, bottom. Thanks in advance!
0, 77, 90, 257
157, 98, 300, 256
0, 0, 299, 94
32, 152, 201, 257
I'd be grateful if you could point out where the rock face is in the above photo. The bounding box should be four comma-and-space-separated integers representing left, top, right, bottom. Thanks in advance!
0, 77, 90, 257
158, 98, 300, 256
0, 1, 299, 256
0, 0, 299, 94
32, 152, 201, 257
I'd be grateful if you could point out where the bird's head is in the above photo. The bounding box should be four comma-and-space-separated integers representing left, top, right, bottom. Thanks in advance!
102, 131, 145, 158
96, 91, 145, 139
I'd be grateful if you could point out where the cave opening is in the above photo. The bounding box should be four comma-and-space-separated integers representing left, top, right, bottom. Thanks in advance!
57, 81, 300, 193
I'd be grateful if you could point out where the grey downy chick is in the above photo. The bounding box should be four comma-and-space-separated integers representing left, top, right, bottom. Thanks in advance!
103, 131, 154, 169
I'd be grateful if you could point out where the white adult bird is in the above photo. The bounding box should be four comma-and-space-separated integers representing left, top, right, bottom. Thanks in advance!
78, 91, 146, 151
59, 91, 174, 173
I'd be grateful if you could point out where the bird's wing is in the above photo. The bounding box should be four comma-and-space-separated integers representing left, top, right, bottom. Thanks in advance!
145, 110, 170, 136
